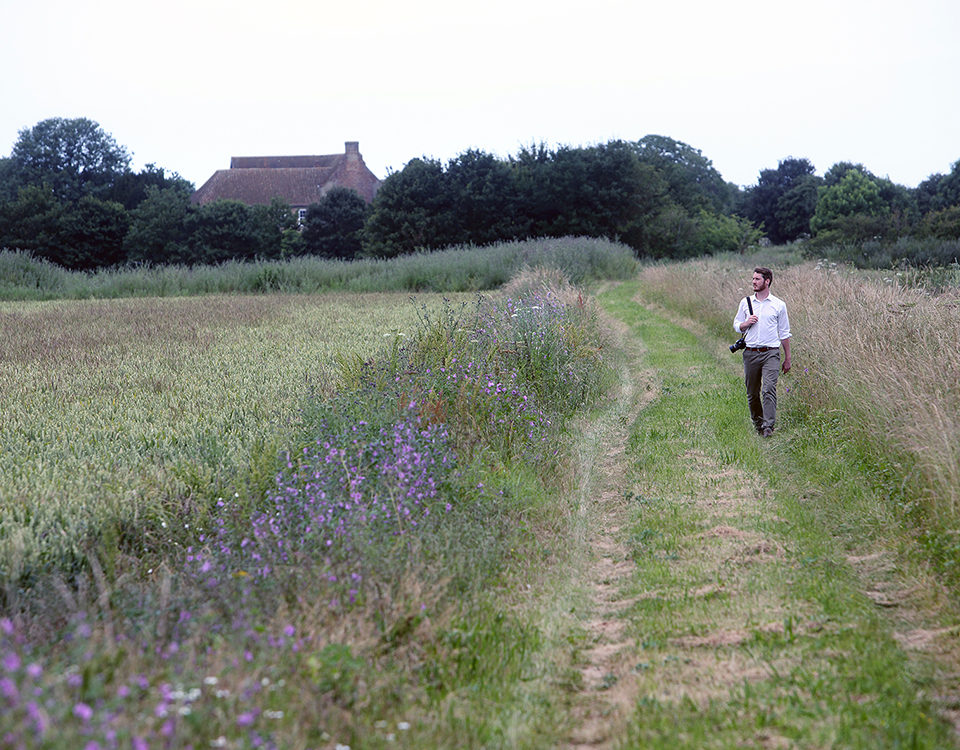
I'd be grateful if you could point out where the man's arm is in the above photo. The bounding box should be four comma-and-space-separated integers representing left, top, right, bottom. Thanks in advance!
778, 300, 792, 372
734, 299, 746, 333
735, 298, 757, 332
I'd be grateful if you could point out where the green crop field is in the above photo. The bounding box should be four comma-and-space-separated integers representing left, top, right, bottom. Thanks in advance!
0, 292, 471, 583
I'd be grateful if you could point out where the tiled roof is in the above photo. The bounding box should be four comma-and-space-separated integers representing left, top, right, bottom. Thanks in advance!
192, 167, 338, 208
191, 143, 382, 206
230, 154, 344, 170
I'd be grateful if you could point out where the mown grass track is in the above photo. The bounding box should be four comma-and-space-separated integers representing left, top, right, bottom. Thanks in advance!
551, 280, 960, 749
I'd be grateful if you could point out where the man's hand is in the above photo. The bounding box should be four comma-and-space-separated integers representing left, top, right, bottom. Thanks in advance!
740, 315, 758, 331
782, 357, 791, 373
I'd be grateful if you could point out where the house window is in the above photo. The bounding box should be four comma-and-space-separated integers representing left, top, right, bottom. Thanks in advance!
298, 208, 307, 226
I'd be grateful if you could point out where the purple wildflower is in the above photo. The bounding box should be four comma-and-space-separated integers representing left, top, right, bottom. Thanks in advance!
2, 652, 20, 672
73, 702, 94, 722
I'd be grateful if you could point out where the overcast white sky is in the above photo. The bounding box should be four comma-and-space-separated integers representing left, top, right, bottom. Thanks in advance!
2, 0, 958, 191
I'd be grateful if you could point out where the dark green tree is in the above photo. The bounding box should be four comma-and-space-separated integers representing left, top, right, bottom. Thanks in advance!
361, 158, 454, 257
680, 210, 765, 256
302, 187, 370, 259
642, 205, 698, 259
510, 141, 561, 237
774, 174, 821, 241
741, 158, 818, 244
937, 159, 960, 209
913, 160, 960, 218
916, 205, 960, 240
632, 135, 738, 215
576, 141, 661, 240
184, 200, 261, 264
445, 149, 523, 244
56, 196, 130, 269
0, 186, 128, 269
8, 117, 131, 202
123, 185, 193, 264
250, 197, 299, 260
105, 164, 194, 211
915, 173, 946, 216
515, 143, 598, 238
0, 185, 67, 257
0, 157, 16, 203
514, 140, 672, 249
879, 180, 917, 238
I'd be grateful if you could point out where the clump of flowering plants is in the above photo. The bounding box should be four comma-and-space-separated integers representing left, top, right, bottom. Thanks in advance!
272, 411, 454, 550
351, 275, 606, 473
187, 404, 458, 607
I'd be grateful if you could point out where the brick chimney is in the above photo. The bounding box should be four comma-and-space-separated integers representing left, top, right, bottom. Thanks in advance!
338, 142, 380, 203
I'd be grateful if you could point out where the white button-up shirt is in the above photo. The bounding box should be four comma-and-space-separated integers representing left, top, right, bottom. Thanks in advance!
734, 293, 791, 349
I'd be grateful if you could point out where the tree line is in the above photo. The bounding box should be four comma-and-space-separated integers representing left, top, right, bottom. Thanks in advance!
1, 118, 959, 271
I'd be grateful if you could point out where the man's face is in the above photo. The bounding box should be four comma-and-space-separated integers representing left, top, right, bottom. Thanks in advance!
752, 273, 768, 292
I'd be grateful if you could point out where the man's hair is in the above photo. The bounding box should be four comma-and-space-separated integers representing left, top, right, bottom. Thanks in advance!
755, 267, 773, 285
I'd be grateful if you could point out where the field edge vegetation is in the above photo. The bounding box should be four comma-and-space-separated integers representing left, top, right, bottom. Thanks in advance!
0, 254, 621, 748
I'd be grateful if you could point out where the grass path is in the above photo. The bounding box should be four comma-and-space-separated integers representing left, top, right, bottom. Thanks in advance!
545, 281, 960, 749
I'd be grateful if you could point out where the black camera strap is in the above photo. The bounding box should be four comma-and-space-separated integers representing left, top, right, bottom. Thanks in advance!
732, 296, 753, 351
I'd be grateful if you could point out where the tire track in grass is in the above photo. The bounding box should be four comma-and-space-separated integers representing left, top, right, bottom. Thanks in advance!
553, 282, 960, 749
558, 299, 657, 749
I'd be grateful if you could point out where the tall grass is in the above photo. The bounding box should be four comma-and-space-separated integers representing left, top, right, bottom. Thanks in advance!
634, 250, 960, 552
0, 236, 638, 301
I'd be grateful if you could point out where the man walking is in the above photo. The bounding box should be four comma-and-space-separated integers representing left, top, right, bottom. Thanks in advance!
734, 267, 792, 437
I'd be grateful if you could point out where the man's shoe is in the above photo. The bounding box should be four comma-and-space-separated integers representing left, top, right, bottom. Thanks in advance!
762, 428, 773, 438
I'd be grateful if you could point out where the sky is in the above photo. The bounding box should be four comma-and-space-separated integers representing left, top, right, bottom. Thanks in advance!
2, 0, 959, 192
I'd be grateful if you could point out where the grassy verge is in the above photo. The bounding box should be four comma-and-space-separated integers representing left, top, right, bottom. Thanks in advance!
597, 280, 959, 749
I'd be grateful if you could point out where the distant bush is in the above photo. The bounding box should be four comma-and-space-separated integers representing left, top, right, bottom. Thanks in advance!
813, 236, 960, 274
916, 205, 960, 241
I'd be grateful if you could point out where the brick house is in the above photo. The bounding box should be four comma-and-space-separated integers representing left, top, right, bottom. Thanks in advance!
191, 142, 382, 222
